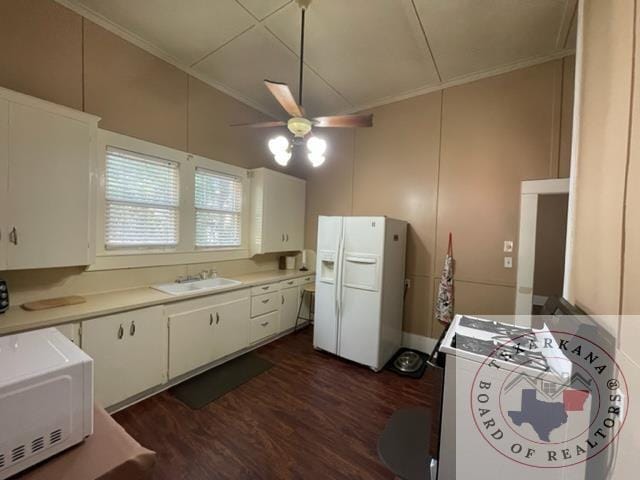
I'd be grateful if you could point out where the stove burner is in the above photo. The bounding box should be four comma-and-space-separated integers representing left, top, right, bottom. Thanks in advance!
452, 333, 550, 372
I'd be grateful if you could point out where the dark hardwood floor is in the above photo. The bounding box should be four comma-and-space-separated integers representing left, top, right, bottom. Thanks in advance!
113, 328, 441, 479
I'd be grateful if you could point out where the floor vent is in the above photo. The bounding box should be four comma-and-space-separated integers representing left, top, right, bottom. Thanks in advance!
31, 437, 45, 453
50, 429, 62, 445
11, 445, 25, 463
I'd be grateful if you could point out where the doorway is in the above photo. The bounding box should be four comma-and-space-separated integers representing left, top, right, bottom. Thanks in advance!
515, 179, 570, 315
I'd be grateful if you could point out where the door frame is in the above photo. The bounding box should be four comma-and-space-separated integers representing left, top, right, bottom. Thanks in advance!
515, 178, 570, 314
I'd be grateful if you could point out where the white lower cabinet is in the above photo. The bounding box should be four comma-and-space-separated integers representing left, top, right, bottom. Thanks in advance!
56, 322, 81, 345
167, 289, 250, 379
81, 306, 167, 408
280, 286, 299, 332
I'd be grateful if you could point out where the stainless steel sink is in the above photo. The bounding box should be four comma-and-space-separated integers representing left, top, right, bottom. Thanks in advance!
151, 277, 242, 296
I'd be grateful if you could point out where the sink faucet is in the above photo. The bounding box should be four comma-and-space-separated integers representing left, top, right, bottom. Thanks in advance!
175, 274, 201, 284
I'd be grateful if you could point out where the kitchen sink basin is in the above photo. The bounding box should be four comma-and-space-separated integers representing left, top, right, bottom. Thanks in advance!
151, 277, 242, 296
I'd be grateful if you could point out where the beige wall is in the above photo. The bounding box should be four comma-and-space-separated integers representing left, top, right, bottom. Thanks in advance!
0, 0, 287, 303
306, 59, 575, 339
533, 194, 568, 297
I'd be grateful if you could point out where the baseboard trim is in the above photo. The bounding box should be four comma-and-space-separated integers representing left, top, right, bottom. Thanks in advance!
401, 332, 438, 355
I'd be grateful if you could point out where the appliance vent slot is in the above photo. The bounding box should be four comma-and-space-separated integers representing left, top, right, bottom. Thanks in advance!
0, 453, 5, 468
50, 429, 62, 445
31, 437, 45, 453
11, 445, 25, 463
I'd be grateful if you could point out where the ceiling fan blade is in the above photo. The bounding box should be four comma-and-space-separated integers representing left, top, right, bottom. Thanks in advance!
229, 120, 286, 128
264, 80, 304, 117
313, 114, 373, 128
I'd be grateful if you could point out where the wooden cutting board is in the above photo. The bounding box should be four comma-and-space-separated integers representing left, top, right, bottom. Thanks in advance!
22, 295, 87, 311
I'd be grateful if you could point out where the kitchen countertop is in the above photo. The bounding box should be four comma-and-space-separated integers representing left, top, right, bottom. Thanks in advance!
0, 270, 314, 336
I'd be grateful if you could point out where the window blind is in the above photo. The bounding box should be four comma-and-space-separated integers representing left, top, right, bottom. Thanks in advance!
195, 168, 242, 247
105, 147, 179, 248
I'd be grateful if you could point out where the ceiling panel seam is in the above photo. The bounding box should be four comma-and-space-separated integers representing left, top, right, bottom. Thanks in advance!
560, 1, 579, 49
262, 24, 354, 108
234, 0, 294, 22
190, 24, 256, 67
410, 0, 442, 83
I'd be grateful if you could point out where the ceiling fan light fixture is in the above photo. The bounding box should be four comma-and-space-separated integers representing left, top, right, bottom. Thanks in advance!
308, 152, 326, 168
307, 136, 327, 155
274, 151, 292, 166
287, 117, 313, 137
268, 135, 290, 156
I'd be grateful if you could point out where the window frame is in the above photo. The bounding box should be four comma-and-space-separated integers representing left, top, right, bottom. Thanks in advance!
194, 167, 244, 249
104, 146, 181, 250
93, 129, 251, 270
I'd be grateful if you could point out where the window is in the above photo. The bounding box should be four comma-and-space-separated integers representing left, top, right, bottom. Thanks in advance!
105, 147, 179, 249
195, 168, 242, 248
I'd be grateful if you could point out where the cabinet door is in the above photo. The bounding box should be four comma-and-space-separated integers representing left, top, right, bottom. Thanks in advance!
261, 172, 288, 252
0, 100, 8, 269
168, 305, 216, 379
283, 177, 305, 251
7, 102, 91, 269
212, 297, 250, 361
82, 306, 166, 408
280, 286, 299, 332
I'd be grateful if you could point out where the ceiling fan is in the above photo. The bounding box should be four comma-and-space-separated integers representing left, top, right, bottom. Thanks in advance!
231, 0, 373, 167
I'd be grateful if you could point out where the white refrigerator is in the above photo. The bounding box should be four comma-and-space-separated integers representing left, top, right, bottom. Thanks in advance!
313, 216, 407, 371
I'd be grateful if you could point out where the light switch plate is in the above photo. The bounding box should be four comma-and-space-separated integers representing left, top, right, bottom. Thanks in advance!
504, 256, 513, 268
504, 241, 514, 253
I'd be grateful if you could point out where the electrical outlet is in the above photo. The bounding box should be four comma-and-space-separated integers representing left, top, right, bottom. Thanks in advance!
504, 241, 514, 253
504, 256, 513, 268
404, 278, 411, 289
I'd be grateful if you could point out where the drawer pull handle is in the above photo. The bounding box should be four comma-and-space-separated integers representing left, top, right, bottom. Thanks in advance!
117, 324, 124, 339
209, 313, 214, 326
262, 286, 269, 290
9, 227, 18, 245
216, 312, 220, 324
130, 321, 136, 336
262, 299, 270, 304
281, 295, 285, 305
287, 281, 294, 285
261, 321, 269, 327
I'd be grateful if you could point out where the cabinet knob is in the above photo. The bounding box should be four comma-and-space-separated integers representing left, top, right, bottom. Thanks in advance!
117, 324, 124, 339
130, 321, 136, 336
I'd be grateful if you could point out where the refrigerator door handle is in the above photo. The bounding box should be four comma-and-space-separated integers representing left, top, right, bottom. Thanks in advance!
334, 231, 343, 319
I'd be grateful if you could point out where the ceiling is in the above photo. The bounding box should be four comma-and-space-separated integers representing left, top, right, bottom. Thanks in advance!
58, 0, 577, 118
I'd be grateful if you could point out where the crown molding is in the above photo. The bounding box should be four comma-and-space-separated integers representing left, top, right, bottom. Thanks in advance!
54, 0, 279, 119
341, 49, 576, 114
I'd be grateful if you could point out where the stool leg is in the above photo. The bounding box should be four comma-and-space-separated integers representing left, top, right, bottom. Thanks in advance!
294, 290, 305, 333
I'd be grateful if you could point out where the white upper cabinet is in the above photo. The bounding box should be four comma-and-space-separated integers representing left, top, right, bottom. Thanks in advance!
0, 87, 99, 270
249, 168, 305, 256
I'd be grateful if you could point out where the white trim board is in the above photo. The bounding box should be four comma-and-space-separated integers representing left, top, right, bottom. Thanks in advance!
401, 332, 438, 355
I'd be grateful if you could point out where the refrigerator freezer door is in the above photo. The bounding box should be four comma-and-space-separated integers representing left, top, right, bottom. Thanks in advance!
313, 216, 343, 354
337, 217, 385, 368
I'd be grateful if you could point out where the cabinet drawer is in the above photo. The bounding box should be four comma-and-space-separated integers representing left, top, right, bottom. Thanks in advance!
251, 292, 279, 317
249, 311, 279, 344
251, 283, 280, 295
299, 275, 314, 285
279, 278, 298, 289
